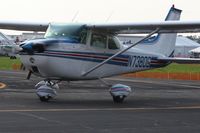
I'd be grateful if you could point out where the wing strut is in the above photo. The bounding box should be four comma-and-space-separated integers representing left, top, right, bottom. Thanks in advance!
82, 28, 160, 77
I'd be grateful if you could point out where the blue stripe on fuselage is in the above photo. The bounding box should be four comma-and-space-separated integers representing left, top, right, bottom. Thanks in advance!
20, 50, 169, 67
20, 50, 129, 66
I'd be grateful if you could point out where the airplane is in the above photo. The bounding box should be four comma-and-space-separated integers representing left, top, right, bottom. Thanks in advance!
1, 5, 200, 103
0, 32, 18, 58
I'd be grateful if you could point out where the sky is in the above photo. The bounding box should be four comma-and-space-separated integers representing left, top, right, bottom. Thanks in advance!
0, 0, 200, 34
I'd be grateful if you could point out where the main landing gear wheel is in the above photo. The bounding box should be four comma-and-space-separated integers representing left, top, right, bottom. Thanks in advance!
39, 96, 51, 102
113, 96, 125, 103
110, 84, 132, 103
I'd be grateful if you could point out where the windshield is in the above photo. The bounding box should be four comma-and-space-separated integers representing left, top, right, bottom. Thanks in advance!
44, 23, 87, 43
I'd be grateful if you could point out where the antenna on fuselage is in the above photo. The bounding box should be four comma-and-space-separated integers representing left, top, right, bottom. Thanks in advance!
71, 11, 79, 22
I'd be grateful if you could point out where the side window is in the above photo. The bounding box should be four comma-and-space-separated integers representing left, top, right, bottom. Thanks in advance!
108, 37, 118, 49
80, 29, 87, 44
91, 34, 106, 49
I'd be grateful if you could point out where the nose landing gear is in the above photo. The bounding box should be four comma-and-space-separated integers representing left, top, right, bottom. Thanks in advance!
35, 81, 59, 102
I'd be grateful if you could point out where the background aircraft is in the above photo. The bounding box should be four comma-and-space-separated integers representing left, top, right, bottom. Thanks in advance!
0, 32, 18, 58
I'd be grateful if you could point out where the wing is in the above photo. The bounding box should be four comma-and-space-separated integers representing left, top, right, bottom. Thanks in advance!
0, 21, 200, 34
87, 21, 200, 34
0, 21, 49, 32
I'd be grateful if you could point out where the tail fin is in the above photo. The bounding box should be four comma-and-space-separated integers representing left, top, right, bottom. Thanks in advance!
157, 6, 182, 56
136, 6, 182, 57
165, 5, 182, 21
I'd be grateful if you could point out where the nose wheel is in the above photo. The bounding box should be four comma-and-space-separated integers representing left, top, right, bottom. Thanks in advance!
35, 80, 59, 102
39, 96, 51, 102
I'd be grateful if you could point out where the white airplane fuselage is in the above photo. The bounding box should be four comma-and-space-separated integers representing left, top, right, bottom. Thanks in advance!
19, 37, 168, 81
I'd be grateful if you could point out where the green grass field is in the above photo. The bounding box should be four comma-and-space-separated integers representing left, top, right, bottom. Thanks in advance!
0, 57, 21, 70
1, 56, 200, 73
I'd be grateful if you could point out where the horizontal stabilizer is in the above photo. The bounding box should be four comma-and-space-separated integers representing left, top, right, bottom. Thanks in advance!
158, 57, 200, 64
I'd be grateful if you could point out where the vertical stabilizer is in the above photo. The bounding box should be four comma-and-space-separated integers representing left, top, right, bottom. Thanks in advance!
136, 6, 182, 57
157, 6, 182, 56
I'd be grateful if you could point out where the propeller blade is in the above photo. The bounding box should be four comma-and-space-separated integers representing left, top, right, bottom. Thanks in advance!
27, 70, 32, 80
20, 63, 26, 70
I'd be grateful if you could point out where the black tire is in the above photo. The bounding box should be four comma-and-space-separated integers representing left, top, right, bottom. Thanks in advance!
10, 56, 16, 59
113, 96, 125, 103
39, 96, 51, 102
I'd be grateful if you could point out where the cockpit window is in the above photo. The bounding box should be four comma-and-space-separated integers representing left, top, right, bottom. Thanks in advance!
44, 23, 87, 44
91, 34, 107, 49
108, 37, 118, 49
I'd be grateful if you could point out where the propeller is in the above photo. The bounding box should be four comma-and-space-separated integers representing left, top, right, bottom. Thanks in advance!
26, 70, 32, 80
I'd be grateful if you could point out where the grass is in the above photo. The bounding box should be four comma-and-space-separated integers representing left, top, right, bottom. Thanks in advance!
0, 56, 21, 70
0, 57, 200, 73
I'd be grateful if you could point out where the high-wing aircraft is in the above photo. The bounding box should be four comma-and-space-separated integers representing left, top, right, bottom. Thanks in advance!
0, 32, 19, 58
1, 6, 200, 103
